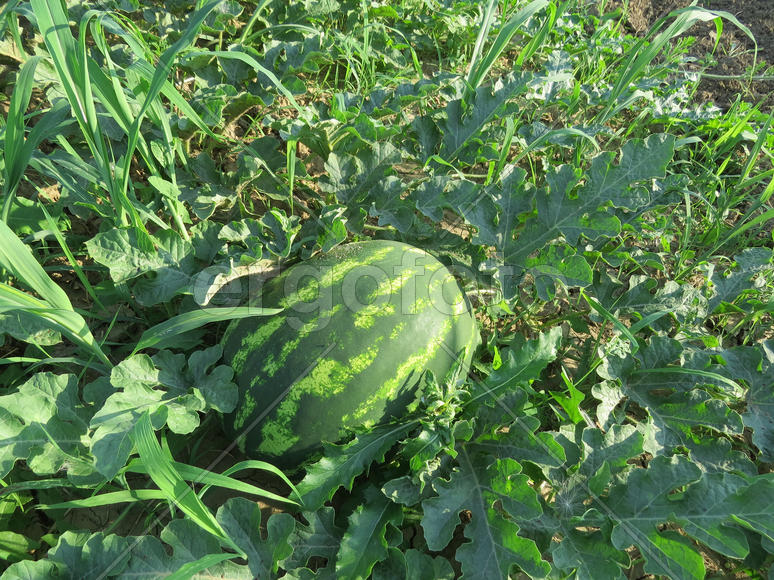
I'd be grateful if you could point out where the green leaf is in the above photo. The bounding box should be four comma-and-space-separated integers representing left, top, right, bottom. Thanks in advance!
438, 72, 531, 162
0, 373, 91, 478
708, 247, 773, 312
382, 477, 424, 512
90, 379, 165, 479
0, 407, 26, 479
579, 425, 644, 481
0, 284, 111, 367
1, 559, 59, 579
39, 489, 171, 510
120, 532, 250, 579
320, 142, 404, 228
110, 353, 159, 389
468, 327, 562, 410
591, 380, 626, 430
593, 273, 708, 332
336, 486, 403, 580
470, 415, 566, 470
608, 455, 704, 579
526, 245, 594, 299
367, 176, 416, 232
674, 472, 764, 559
91, 347, 243, 478
187, 345, 239, 413
297, 421, 414, 511
716, 342, 774, 462
216, 497, 295, 576
685, 437, 756, 476
132, 412, 226, 542
411, 173, 504, 245
124, 460, 298, 507
466, 0, 548, 89
258, 209, 302, 257
552, 529, 629, 580
47, 531, 130, 578
0, 222, 110, 366
160, 519, 228, 570
284, 507, 343, 571
85, 228, 196, 306
134, 306, 282, 353
0, 530, 39, 563
488, 164, 534, 247
421, 451, 548, 578
404, 550, 455, 580
371, 547, 407, 580
499, 135, 675, 298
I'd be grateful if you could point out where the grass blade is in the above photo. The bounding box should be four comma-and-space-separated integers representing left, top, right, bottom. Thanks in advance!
632, 368, 744, 397
582, 291, 641, 355
31, 0, 154, 249
0, 284, 111, 368
0, 59, 71, 222
126, 459, 300, 506
0, 222, 110, 366
132, 306, 283, 353
599, 6, 757, 123
467, 0, 549, 90
41, 208, 105, 313
119, 0, 225, 197
131, 413, 234, 547
166, 554, 237, 580
38, 489, 167, 510
466, 0, 498, 89
219, 460, 301, 502
2, 56, 42, 218
739, 111, 773, 184
0, 218, 73, 310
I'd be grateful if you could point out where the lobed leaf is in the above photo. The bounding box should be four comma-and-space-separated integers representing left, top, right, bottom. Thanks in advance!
336, 486, 403, 579
216, 497, 295, 577
296, 421, 415, 511
421, 450, 549, 578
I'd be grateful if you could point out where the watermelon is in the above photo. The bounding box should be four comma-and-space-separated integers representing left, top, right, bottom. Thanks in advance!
221, 240, 478, 467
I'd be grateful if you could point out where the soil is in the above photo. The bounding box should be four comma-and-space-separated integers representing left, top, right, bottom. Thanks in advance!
621, 0, 774, 110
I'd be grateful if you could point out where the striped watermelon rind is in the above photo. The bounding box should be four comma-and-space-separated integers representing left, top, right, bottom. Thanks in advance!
221, 240, 479, 467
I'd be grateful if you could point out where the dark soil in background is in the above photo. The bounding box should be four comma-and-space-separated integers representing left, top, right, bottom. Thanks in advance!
622, 0, 774, 109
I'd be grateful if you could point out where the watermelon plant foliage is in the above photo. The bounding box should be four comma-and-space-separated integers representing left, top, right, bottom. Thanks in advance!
0, 0, 773, 578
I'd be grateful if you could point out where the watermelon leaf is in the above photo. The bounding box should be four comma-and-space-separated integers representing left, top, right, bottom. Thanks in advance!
284, 506, 343, 572
708, 247, 773, 312
297, 421, 416, 511
46, 531, 130, 578
404, 550, 455, 579
607, 455, 705, 579
85, 228, 198, 306
467, 327, 562, 413
495, 134, 676, 298
336, 486, 404, 579
715, 341, 774, 462
90, 349, 238, 479
421, 450, 549, 578
437, 72, 531, 163
0, 373, 92, 479
552, 529, 630, 580
216, 497, 295, 577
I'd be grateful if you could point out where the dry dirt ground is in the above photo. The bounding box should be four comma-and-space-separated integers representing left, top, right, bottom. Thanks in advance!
622, 0, 774, 109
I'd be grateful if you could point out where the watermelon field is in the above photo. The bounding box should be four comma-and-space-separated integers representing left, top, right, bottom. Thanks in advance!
1, 0, 774, 578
